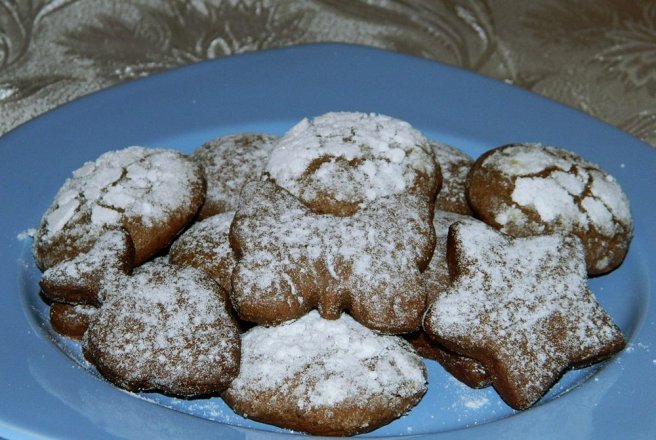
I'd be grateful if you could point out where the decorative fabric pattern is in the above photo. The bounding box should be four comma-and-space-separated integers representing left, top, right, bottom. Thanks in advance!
1, 0, 655, 147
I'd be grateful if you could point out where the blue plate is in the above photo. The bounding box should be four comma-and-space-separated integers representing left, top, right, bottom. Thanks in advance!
1, 44, 654, 439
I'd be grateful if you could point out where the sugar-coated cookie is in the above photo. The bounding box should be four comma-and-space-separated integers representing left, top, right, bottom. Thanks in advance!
169, 211, 236, 293
265, 112, 440, 216
192, 133, 277, 219
222, 311, 427, 436
33, 146, 205, 271
50, 303, 97, 340
404, 331, 490, 389
84, 260, 240, 397
40, 229, 134, 307
466, 143, 633, 275
423, 220, 626, 409
404, 210, 491, 388
430, 141, 473, 215
230, 179, 434, 334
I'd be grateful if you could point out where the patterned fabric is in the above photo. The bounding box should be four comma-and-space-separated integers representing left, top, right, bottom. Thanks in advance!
1, 0, 655, 147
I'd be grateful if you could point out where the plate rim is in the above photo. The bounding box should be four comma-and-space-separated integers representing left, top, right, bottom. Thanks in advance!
1, 43, 654, 440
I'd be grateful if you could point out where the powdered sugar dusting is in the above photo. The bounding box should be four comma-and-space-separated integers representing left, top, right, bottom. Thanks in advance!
169, 211, 236, 292
231, 179, 432, 332
84, 261, 240, 396
225, 311, 427, 409
33, 146, 204, 269
426, 221, 625, 408
265, 112, 436, 208
488, 144, 632, 236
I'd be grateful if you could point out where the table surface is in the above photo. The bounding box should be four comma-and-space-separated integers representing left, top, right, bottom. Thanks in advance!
1, 0, 655, 148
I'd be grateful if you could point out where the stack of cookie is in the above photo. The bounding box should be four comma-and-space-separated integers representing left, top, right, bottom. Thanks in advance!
33, 112, 631, 435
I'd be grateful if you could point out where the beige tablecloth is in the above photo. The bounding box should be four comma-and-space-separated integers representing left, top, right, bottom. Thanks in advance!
1, 0, 655, 148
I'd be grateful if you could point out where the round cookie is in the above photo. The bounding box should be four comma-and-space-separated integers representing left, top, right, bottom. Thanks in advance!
265, 112, 441, 216
50, 303, 97, 340
191, 133, 277, 219
83, 260, 240, 397
33, 146, 205, 271
222, 311, 427, 436
466, 143, 633, 275
430, 141, 473, 215
169, 211, 236, 293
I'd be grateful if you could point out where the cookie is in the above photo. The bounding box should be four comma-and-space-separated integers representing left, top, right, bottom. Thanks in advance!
83, 260, 240, 397
191, 133, 277, 219
33, 146, 205, 271
404, 210, 491, 388
169, 211, 236, 293
39, 229, 134, 307
222, 311, 427, 436
430, 141, 473, 215
230, 178, 434, 334
265, 112, 441, 216
404, 331, 490, 389
466, 143, 633, 275
423, 220, 626, 409
50, 303, 97, 340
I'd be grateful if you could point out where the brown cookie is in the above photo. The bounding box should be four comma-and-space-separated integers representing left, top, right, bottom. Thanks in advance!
33, 146, 205, 271
423, 220, 626, 409
404, 331, 490, 389
466, 143, 633, 275
265, 112, 441, 216
39, 229, 134, 307
192, 133, 277, 219
430, 141, 473, 215
222, 311, 427, 436
50, 303, 97, 340
169, 211, 236, 293
230, 178, 434, 334
83, 260, 240, 397
404, 210, 491, 388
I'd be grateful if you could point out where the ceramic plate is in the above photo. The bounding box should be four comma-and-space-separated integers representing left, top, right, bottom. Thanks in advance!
1, 44, 654, 439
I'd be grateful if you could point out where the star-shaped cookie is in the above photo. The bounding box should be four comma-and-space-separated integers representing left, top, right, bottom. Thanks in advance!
423, 221, 625, 409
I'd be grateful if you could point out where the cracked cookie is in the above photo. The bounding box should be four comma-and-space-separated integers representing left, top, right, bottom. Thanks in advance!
466, 143, 633, 275
33, 146, 205, 271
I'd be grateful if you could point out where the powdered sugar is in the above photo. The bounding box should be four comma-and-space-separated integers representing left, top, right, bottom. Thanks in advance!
488, 144, 631, 235
225, 310, 427, 409
265, 112, 436, 211
425, 220, 625, 408
33, 146, 204, 270
192, 133, 277, 218
231, 179, 432, 333
84, 261, 240, 396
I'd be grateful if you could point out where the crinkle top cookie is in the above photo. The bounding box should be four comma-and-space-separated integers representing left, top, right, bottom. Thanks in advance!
265, 112, 439, 215
33, 146, 205, 270
466, 143, 633, 275
222, 310, 427, 436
